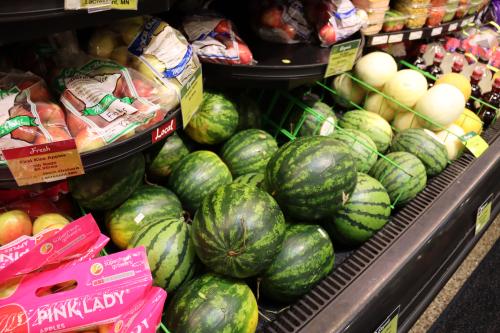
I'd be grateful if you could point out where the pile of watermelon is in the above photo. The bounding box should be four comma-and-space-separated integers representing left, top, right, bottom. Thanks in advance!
68, 89, 451, 332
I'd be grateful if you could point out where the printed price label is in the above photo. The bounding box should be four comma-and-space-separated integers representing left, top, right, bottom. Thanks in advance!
374, 306, 400, 333
462, 131, 489, 157
431, 27, 443, 36
388, 34, 403, 43
409, 31, 423, 40
371, 35, 388, 46
2, 139, 84, 186
449, 23, 458, 31
324, 39, 361, 78
65, 0, 138, 10
180, 68, 203, 127
476, 194, 493, 235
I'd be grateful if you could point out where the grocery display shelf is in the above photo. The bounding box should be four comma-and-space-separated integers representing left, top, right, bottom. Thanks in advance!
0, 107, 182, 188
0, 0, 175, 44
365, 12, 482, 47
260, 121, 500, 332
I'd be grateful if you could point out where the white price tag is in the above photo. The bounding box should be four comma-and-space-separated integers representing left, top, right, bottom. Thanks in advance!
371, 35, 389, 45
431, 27, 443, 36
409, 31, 423, 40
461, 20, 468, 27
388, 34, 404, 43
449, 23, 458, 31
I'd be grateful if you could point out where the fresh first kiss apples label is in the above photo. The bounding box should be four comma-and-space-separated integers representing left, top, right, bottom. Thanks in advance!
2, 139, 84, 186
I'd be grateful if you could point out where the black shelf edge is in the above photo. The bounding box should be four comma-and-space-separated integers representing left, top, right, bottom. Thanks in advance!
0, 0, 174, 44
0, 107, 182, 188
262, 122, 500, 333
365, 12, 483, 47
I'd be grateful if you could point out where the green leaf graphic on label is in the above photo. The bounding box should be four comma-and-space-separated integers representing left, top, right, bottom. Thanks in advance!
0, 87, 20, 99
0, 116, 37, 138
82, 94, 135, 116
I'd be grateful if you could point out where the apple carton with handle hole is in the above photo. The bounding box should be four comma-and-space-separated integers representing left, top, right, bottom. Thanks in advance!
0, 247, 155, 333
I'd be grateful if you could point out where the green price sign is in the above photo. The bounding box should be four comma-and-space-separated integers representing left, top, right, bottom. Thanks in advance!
324, 39, 361, 78
375, 306, 400, 333
476, 194, 493, 235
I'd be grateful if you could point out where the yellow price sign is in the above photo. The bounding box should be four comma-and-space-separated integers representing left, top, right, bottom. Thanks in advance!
375, 306, 399, 333
462, 132, 489, 158
476, 194, 493, 235
324, 39, 361, 78
180, 68, 203, 128
66, 0, 138, 10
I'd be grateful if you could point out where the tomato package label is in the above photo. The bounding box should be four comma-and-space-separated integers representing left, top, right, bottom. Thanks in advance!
2, 139, 84, 186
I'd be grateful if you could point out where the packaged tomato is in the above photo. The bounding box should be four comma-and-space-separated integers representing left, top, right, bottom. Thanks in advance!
254, 0, 313, 44
58, 60, 169, 153
183, 14, 255, 65
0, 72, 72, 163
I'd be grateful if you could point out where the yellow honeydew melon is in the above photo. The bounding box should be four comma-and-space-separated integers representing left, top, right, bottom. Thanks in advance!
363, 93, 395, 121
453, 109, 483, 135
436, 124, 465, 161
435, 73, 472, 100
354, 52, 398, 89
383, 69, 428, 112
392, 111, 422, 131
415, 84, 465, 131
333, 73, 366, 107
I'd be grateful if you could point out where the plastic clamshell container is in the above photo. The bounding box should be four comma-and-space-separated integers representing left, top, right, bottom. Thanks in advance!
427, 6, 446, 26
353, 0, 390, 9
365, 6, 390, 24
455, 0, 470, 18
383, 10, 408, 32
442, 0, 459, 21
406, 13, 429, 28
362, 23, 384, 35
394, 1, 430, 28
467, 0, 482, 14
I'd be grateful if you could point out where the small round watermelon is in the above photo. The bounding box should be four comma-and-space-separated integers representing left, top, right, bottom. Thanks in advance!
148, 133, 189, 180
69, 153, 144, 211
220, 129, 278, 177
265, 136, 357, 221
391, 128, 448, 176
298, 101, 337, 137
168, 150, 232, 213
331, 128, 378, 173
261, 224, 334, 303
129, 218, 197, 293
236, 95, 262, 130
191, 183, 286, 278
324, 173, 391, 245
166, 273, 258, 333
370, 152, 427, 206
339, 110, 393, 152
233, 172, 265, 188
106, 185, 183, 249
185, 92, 239, 145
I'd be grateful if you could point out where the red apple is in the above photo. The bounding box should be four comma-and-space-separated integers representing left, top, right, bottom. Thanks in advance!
281, 24, 297, 40
34, 127, 71, 145
319, 24, 337, 45
214, 20, 232, 34
132, 78, 154, 98
261, 7, 283, 28
114, 76, 130, 98
21, 82, 51, 103
66, 112, 87, 137
74, 128, 106, 153
0, 210, 32, 245
237, 42, 254, 64
37, 103, 66, 126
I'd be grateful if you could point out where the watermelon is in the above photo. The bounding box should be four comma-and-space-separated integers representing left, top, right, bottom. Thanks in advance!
260, 224, 334, 303
391, 129, 448, 176
233, 172, 265, 188
220, 129, 278, 177
298, 101, 337, 137
265, 136, 357, 221
165, 273, 258, 333
69, 153, 144, 211
106, 185, 183, 249
324, 173, 391, 245
236, 95, 262, 130
191, 183, 286, 278
129, 217, 197, 292
148, 133, 189, 180
339, 110, 393, 152
331, 128, 378, 173
369, 152, 427, 206
185, 92, 239, 145
168, 150, 232, 213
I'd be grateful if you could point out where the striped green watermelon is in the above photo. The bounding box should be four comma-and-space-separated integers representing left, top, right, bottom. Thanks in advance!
166, 273, 258, 333
168, 150, 232, 213
191, 183, 286, 278
236, 95, 262, 130
148, 133, 189, 180
324, 173, 391, 245
297, 101, 337, 137
233, 172, 265, 188
391, 129, 448, 176
129, 218, 197, 292
331, 128, 378, 173
185, 92, 239, 145
220, 129, 278, 177
106, 185, 183, 249
339, 110, 393, 152
265, 136, 357, 221
369, 152, 427, 206
69, 153, 144, 211
260, 224, 334, 303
